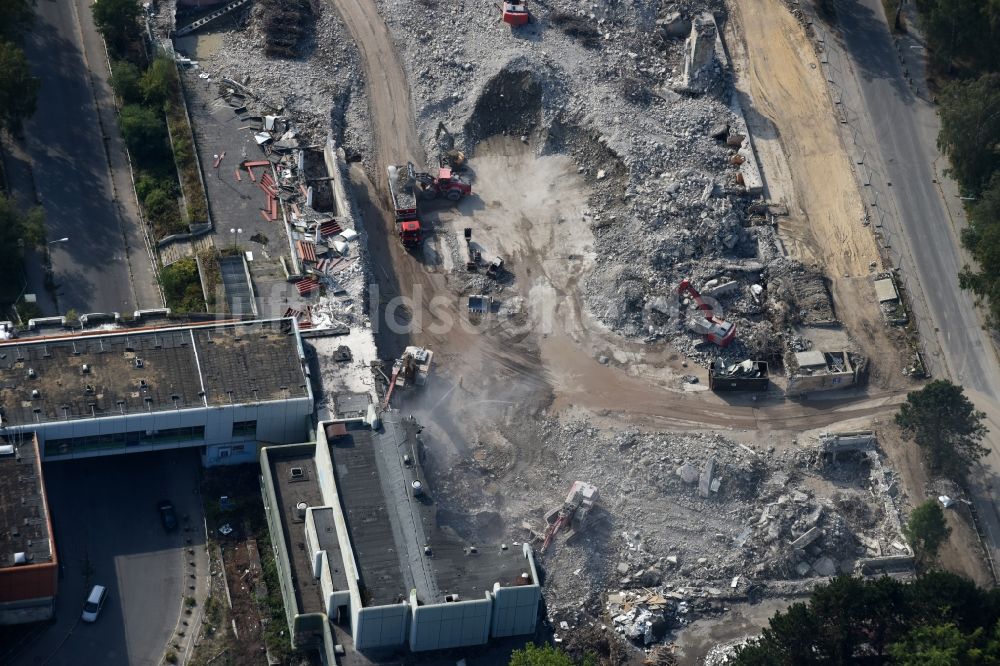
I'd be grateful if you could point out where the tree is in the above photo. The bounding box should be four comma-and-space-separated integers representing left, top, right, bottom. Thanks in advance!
110, 60, 143, 104
0, 0, 34, 40
733, 574, 1000, 666
0, 40, 39, 135
895, 380, 988, 481
0, 194, 45, 303
118, 104, 168, 165
509, 643, 575, 666
938, 74, 1000, 195
905, 500, 952, 569
959, 174, 1000, 323
914, 0, 999, 74
888, 623, 982, 665
140, 57, 177, 107
91, 0, 141, 56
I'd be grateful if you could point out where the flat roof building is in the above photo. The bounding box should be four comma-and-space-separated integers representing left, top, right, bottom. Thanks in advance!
0, 318, 313, 465
0, 435, 58, 624
260, 410, 540, 659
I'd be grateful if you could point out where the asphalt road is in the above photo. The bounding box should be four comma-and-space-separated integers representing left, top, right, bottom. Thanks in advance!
12, 450, 204, 666
18, 0, 160, 315
821, 0, 1000, 571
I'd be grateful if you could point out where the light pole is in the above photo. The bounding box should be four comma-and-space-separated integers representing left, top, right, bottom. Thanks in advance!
48, 237, 70, 245
230, 227, 242, 251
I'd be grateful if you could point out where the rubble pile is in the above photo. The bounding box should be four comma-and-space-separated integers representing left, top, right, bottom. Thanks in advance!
164, 0, 371, 152
372, 0, 823, 363
255, 0, 316, 58
436, 419, 910, 641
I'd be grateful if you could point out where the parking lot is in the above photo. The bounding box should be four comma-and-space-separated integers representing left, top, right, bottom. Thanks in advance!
12, 449, 205, 666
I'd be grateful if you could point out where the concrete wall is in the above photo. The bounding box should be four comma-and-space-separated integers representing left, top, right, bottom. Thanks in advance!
355, 603, 409, 650
786, 370, 855, 395
491, 543, 541, 638
0, 596, 54, 625
408, 591, 493, 652
15, 396, 311, 461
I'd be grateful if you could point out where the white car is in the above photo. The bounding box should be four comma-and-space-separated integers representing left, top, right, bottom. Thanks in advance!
81, 584, 107, 622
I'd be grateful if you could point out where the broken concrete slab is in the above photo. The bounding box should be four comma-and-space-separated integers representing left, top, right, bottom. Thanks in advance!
698, 457, 716, 498
790, 526, 823, 550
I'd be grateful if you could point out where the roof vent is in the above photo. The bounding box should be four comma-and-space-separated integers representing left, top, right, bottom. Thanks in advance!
289, 467, 304, 479
139, 379, 148, 390
13, 552, 27, 565
296, 502, 307, 519
85, 384, 94, 394
134, 358, 144, 369
27, 368, 36, 379
31, 389, 40, 400
445, 594, 461, 602
81, 364, 90, 374
0, 444, 14, 456
170, 393, 180, 401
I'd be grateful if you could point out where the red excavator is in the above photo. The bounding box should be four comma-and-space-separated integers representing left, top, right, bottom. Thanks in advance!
413, 165, 472, 202
678, 278, 736, 347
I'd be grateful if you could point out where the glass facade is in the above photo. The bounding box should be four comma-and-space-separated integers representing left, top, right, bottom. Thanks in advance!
44, 426, 206, 457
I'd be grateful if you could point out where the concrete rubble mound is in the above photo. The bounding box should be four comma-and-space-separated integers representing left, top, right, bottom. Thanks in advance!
431, 419, 912, 646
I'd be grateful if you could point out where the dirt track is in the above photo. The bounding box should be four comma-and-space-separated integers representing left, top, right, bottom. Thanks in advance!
329, 0, 912, 437
325, 0, 423, 174
727, 0, 908, 386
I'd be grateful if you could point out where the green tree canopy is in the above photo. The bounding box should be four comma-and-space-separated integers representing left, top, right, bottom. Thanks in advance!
0, 39, 39, 135
510, 643, 576, 666
960, 174, 1000, 323
0, 195, 45, 303
914, 0, 1000, 74
0, 0, 34, 40
895, 380, 988, 481
734, 573, 1000, 665
139, 57, 177, 107
888, 623, 985, 666
938, 73, 1000, 195
119, 103, 168, 165
905, 499, 952, 569
110, 60, 143, 105
91, 0, 141, 56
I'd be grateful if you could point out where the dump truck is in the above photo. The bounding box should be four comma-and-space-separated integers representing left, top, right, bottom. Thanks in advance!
709, 359, 769, 392
387, 164, 422, 247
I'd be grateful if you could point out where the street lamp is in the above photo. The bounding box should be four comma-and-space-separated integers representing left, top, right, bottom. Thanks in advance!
48, 237, 69, 244
230, 228, 242, 251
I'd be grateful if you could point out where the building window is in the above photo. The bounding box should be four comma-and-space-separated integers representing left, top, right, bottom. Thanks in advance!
45, 425, 206, 456
232, 420, 257, 439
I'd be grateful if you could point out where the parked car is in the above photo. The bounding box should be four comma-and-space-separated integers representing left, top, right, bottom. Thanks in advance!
158, 500, 178, 531
81, 584, 107, 622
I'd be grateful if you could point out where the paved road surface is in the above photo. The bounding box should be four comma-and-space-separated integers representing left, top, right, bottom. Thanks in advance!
12, 450, 203, 666
17, 1, 159, 314
820, 0, 1000, 574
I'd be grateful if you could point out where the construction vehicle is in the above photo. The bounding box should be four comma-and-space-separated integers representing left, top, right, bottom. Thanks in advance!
678, 278, 736, 347
387, 162, 472, 246
381, 346, 433, 409
502, 0, 530, 26
435, 122, 466, 169
541, 481, 599, 553
413, 165, 472, 202
463, 228, 504, 276
387, 164, 422, 247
